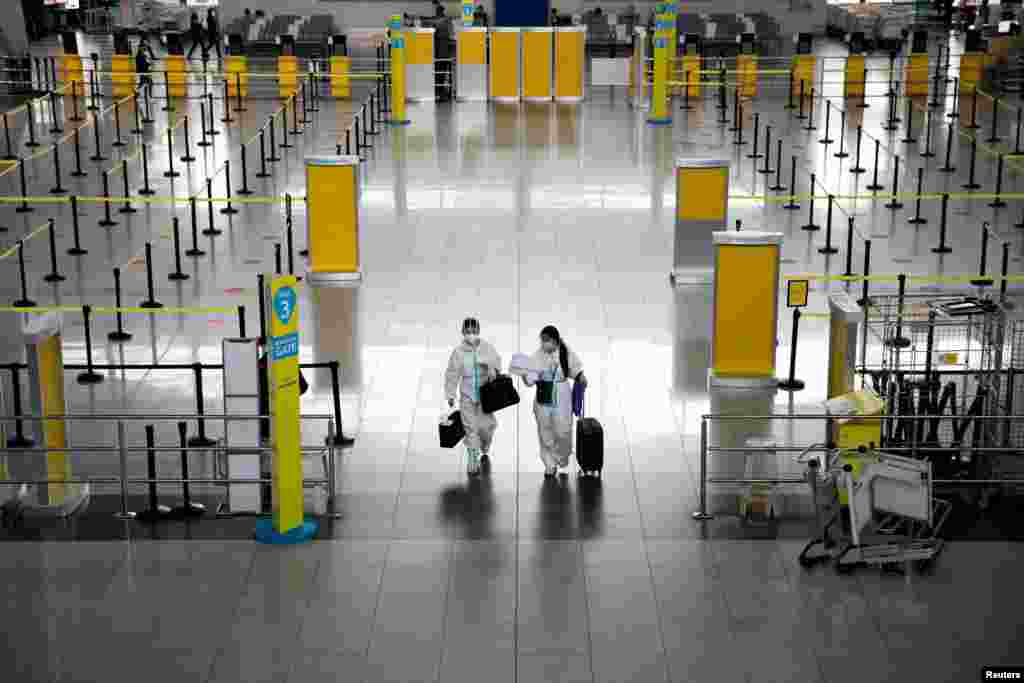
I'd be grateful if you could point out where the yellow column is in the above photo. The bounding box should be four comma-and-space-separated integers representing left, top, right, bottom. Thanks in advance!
389, 15, 410, 125
647, 4, 671, 125
555, 27, 585, 102
666, 1, 678, 96
306, 155, 362, 286
330, 56, 351, 98
226, 56, 249, 98
904, 53, 929, 97
164, 55, 187, 98
736, 54, 758, 98
522, 28, 553, 102
490, 28, 521, 102
844, 55, 865, 99
255, 274, 317, 543
709, 231, 783, 387
279, 55, 299, 99
671, 159, 729, 284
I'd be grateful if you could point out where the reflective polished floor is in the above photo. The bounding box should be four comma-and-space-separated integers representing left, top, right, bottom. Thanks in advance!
0, 36, 1022, 683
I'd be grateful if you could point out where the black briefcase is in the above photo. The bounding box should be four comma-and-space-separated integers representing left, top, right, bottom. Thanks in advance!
480, 374, 520, 414
439, 411, 465, 448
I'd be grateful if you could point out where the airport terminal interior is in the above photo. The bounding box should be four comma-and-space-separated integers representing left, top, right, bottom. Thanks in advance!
0, 0, 1023, 681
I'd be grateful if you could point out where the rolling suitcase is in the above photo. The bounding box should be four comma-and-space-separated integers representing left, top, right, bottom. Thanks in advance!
439, 410, 465, 448
575, 394, 604, 477
480, 374, 520, 414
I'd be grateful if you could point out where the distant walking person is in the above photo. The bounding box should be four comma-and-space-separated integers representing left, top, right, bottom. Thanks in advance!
206, 8, 222, 59
445, 317, 502, 476
135, 34, 157, 95
187, 12, 205, 59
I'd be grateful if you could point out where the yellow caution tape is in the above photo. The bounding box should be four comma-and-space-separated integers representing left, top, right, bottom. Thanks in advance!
0, 195, 290, 205
0, 221, 52, 260
784, 273, 1024, 284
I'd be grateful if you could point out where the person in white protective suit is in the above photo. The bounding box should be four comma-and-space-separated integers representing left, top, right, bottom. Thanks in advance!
523, 325, 588, 477
445, 317, 503, 475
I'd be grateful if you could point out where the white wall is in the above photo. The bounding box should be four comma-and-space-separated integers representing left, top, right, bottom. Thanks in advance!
215, 0, 824, 35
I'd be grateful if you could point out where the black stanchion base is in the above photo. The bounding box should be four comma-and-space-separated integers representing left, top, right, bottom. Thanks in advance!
138, 188, 156, 196
796, 113, 808, 120
908, 216, 928, 225
186, 248, 206, 257
50, 186, 66, 195
778, 379, 806, 392
12, 299, 36, 308
196, 141, 212, 148
219, 206, 239, 216
70, 116, 84, 123
208, 129, 221, 136
70, 170, 88, 178
221, 116, 232, 124
733, 139, 747, 147
6, 435, 34, 448
885, 337, 911, 349
757, 167, 774, 175
803, 123, 818, 131
188, 435, 217, 448
768, 184, 786, 192
139, 300, 164, 309
67, 247, 87, 256
882, 124, 898, 132
962, 183, 982, 190
986, 136, 1002, 144
745, 152, 763, 159
98, 218, 118, 227
818, 246, 839, 255
255, 172, 271, 178
280, 142, 294, 149
118, 205, 138, 215
783, 202, 801, 210
24, 141, 40, 148
850, 167, 866, 174
136, 504, 173, 522
327, 434, 356, 448
16, 206, 34, 214
180, 154, 196, 163
88, 155, 108, 162
801, 223, 821, 232
131, 127, 143, 135
111, 140, 125, 148
44, 273, 66, 283
108, 330, 132, 342
141, 117, 155, 124
202, 228, 223, 237
76, 371, 104, 384
900, 137, 918, 144
237, 187, 254, 196
884, 201, 905, 210
299, 249, 309, 257
938, 165, 956, 173
833, 151, 849, 159
163, 171, 181, 179
819, 137, 834, 145
169, 502, 206, 519
679, 103, 694, 111
168, 271, 190, 281
970, 278, 995, 287
49, 127, 63, 135
965, 122, 980, 130
989, 199, 1007, 208
920, 151, 936, 158
931, 246, 953, 254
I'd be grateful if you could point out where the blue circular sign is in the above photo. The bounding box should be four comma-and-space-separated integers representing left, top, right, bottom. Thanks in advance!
273, 286, 297, 326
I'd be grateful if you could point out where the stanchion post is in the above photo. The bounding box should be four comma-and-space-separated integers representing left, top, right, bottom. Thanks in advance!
866, 138, 883, 190
6, 366, 33, 448
819, 195, 838, 254
884, 155, 904, 209
885, 274, 911, 348
940, 120, 956, 172
16, 159, 32, 213
802, 173, 820, 231
70, 80, 83, 122
834, 108, 848, 158
76, 305, 104, 383
971, 222, 995, 286
13, 241, 36, 307
759, 126, 773, 174
797, 78, 806, 119
783, 156, 800, 209
326, 360, 353, 447
109, 267, 132, 342
921, 110, 936, 158
70, 127, 86, 178
999, 242, 1010, 299
850, 125, 866, 173
137, 424, 172, 521
901, 95, 917, 143
234, 73, 246, 112
909, 168, 927, 224
164, 127, 179, 178
989, 155, 1007, 208
268, 115, 281, 161
99, 172, 118, 227
203, 179, 221, 236
206, 92, 218, 136
932, 193, 952, 253
803, 86, 816, 131
238, 143, 253, 195
172, 421, 205, 517
843, 216, 856, 276
197, 100, 211, 147
68, 196, 86, 254
118, 159, 137, 214
139, 144, 155, 195
89, 111, 106, 161
221, 80, 233, 124
820, 100, 833, 144
967, 86, 980, 129
785, 68, 795, 110
220, 160, 237, 215
963, 137, 980, 190
187, 196, 205, 257
769, 139, 785, 191
857, 239, 872, 306
987, 96, 1002, 143
280, 107, 293, 149
746, 113, 761, 159
188, 364, 217, 448
48, 91, 62, 134
3, 113, 15, 160
256, 128, 271, 177
237, 305, 246, 337
43, 218, 65, 283
168, 217, 189, 281
139, 242, 163, 308
778, 308, 805, 391
49, 143, 66, 194
24, 99, 39, 148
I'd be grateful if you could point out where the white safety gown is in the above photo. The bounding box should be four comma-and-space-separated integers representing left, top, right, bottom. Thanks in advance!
524, 347, 583, 469
444, 339, 502, 455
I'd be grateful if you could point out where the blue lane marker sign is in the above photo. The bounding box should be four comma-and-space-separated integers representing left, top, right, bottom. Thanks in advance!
273, 286, 296, 326
272, 332, 299, 360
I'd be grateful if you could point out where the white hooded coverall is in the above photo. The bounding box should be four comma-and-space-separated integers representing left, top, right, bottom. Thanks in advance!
445, 340, 502, 457
524, 347, 583, 469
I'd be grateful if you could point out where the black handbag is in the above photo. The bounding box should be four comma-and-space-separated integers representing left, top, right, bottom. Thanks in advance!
439, 411, 465, 448
480, 374, 520, 414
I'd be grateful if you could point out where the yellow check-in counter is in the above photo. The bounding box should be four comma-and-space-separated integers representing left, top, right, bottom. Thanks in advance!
490, 28, 521, 102
555, 26, 585, 102
456, 27, 487, 101
406, 27, 435, 102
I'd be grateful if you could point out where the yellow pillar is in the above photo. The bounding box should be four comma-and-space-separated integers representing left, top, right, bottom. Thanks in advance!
279, 55, 299, 99
255, 274, 317, 543
330, 56, 351, 98
666, 1, 678, 95
164, 55, 187, 98
490, 28, 521, 102
904, 53, 929, 97
306, 155, 362, 286
226, 56, 249, 98
709, 231, 783, 387
647, 4, 672, 125
555, 27, 585, 102
844, 55, 866, 99
389, 15, 410, 125
736, 54, 758, 98
671, 159, 729, 285
522, 28, 553, 102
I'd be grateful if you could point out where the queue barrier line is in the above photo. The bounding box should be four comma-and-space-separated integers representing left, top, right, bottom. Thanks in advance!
783, 273, 1024, 284
0, 221, 53, 260
0, 304, 236, 315
0, 195, 301, 205
0, 83, 71, 120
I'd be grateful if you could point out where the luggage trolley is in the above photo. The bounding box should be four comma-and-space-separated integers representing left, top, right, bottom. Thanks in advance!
799, 446, 951, 574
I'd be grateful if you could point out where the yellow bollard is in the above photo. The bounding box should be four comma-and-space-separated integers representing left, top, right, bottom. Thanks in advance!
389, 15, 410, 125
647, 4, 672, 125
226, 56, 249, 98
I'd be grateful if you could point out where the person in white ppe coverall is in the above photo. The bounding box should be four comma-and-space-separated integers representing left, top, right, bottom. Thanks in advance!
445, 318, 502, 475
523, 325, 588, 477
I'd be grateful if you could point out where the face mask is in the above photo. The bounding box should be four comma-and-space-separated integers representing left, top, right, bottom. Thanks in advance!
541, 340, 557, 353
464, 334, 479, 346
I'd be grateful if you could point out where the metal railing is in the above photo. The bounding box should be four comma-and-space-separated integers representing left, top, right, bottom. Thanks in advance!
694, 412, 1024, 520
0, 412, 341, 520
